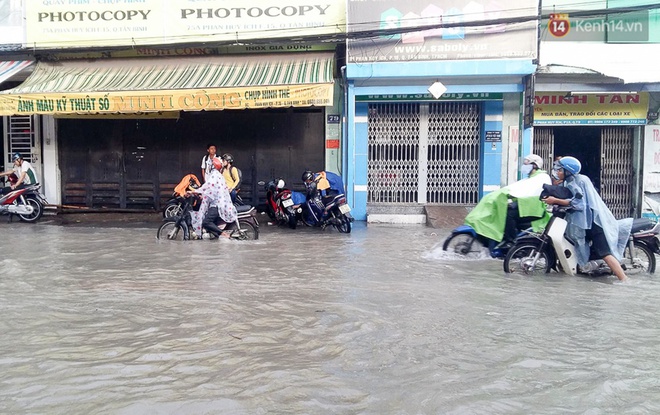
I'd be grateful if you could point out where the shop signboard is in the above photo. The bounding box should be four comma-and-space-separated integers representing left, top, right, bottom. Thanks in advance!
533, 92, 649, 125
347, 0, 538, 62
25, 0, 346, 48
0, 84, 334, 116
356, 93, 503, 101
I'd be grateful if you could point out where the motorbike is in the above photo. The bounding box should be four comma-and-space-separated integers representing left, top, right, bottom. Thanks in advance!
0, 175, 45, 223
156, 194, 259, 241
163, 174, 244, 219
301, 191, 353, 233
261, 178, 306, 229
442, 221, 535, 259
503, 205, 657, 276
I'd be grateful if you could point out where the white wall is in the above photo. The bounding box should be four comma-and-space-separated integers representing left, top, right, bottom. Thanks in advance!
41, 116, 61, 205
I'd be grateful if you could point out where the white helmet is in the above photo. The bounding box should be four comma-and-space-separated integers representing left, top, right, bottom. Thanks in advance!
277, 178, 285, 189
524, 154, 543, 170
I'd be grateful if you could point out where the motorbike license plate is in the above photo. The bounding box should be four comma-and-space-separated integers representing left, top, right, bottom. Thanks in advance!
339, 204, 351, 214
282, 198, 294, 208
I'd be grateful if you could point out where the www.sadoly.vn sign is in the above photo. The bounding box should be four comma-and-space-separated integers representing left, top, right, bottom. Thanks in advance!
0, 84, 333, 116
533, 92, 649, 125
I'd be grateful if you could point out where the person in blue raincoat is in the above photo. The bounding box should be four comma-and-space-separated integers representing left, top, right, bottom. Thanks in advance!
542, 156, 631, 282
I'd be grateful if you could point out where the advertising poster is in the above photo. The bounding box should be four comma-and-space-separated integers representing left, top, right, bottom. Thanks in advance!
0, 0, 25, 45
643, 125, 660, 220
347, 0, 538, 62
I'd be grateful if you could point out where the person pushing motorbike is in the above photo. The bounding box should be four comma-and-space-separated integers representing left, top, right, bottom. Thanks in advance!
463, 154, 551, 250
542, 156, 631, 282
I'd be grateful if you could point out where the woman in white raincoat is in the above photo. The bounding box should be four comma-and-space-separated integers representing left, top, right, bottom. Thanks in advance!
542, 156, 632, 281
188, 157, 237, 238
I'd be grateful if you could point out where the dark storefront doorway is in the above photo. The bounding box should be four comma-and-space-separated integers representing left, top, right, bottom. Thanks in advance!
534, 125, 635, 218
58, 108, 324, 210
553, 126, 602, 192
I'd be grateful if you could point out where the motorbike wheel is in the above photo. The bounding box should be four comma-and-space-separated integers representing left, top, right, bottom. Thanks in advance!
503, 243, 552, 275
234, 220, 259, 240
18, 196, 43, 223
442, 233, 485, 257
156, 221, 186, 241
622, 241, 656, 275
287, 212, 297, 229
334, 214, 351, 233
163, 202, 182, 218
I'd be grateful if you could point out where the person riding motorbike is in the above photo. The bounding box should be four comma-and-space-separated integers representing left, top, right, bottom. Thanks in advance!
542, 156, 631, 282
302, 170, 345, 200
0, 153, 38, 195
188, 157, 237, 239
463, 154, 552, 249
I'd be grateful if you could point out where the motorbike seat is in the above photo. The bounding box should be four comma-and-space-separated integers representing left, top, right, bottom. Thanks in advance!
631, 217, 655, 234
322, 193, 345, 206
236, 204, 253, 213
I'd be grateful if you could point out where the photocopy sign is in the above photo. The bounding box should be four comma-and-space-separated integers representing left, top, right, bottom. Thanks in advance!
26, 0, 346, 48
347, 0, 538, 62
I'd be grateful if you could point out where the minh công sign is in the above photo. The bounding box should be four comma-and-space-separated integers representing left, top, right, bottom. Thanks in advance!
0, 85, 334, 116
533, 92, 649, 125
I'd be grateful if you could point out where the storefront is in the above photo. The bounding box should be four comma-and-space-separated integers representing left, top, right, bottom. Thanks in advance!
0, 0, 347, 210
345, 0, 539, 222
532, 92, 649, 218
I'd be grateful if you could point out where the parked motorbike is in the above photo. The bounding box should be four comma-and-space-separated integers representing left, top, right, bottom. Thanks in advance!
156, 194, 259, 241
503, 205, 657, 276
261, 178, 305, 229
301, 192, 353, 233
1, 175, 45, 223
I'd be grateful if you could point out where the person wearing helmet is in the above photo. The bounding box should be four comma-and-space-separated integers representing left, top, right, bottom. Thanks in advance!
302, 169, 345, 199
220, 153, 241, 203
543, 156, 631, 282
0, 152, 38, 195
520, 154, 544, 178
465, 154, 551, 250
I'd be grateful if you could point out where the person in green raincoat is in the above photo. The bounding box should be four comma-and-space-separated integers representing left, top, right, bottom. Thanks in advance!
464, 154, 551, 248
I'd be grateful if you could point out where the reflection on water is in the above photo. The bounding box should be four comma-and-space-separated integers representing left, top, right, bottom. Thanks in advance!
1, 221, 660, 414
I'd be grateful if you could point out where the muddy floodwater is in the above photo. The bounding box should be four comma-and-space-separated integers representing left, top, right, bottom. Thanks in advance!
1, 218, 660, 414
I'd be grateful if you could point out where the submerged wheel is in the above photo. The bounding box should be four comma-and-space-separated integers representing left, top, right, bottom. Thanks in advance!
503, 243, 552, 274
18, 197, 43, 223
163, 202, 182, 218
235, 221, 259, 240
622, 241, 656, 275
442, 233, 485, 257
334, 215, 351, 233
156, 221, 186, 241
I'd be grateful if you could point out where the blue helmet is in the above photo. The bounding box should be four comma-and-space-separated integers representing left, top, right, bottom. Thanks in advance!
558, 156, 581, 176
12, 152, 22, 162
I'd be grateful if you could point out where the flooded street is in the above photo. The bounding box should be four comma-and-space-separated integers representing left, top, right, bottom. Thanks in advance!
2, 218, 660, 414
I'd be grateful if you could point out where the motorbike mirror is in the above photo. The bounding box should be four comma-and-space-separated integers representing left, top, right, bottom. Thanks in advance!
257, 181, 265, 186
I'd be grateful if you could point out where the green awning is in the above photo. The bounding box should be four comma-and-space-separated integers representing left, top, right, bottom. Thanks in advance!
0, 52, 335, 115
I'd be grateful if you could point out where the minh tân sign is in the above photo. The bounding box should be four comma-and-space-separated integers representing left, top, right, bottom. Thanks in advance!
533, 92, 649, 125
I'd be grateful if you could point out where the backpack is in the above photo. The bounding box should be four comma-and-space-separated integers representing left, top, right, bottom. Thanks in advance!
230, 166, 242, 189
